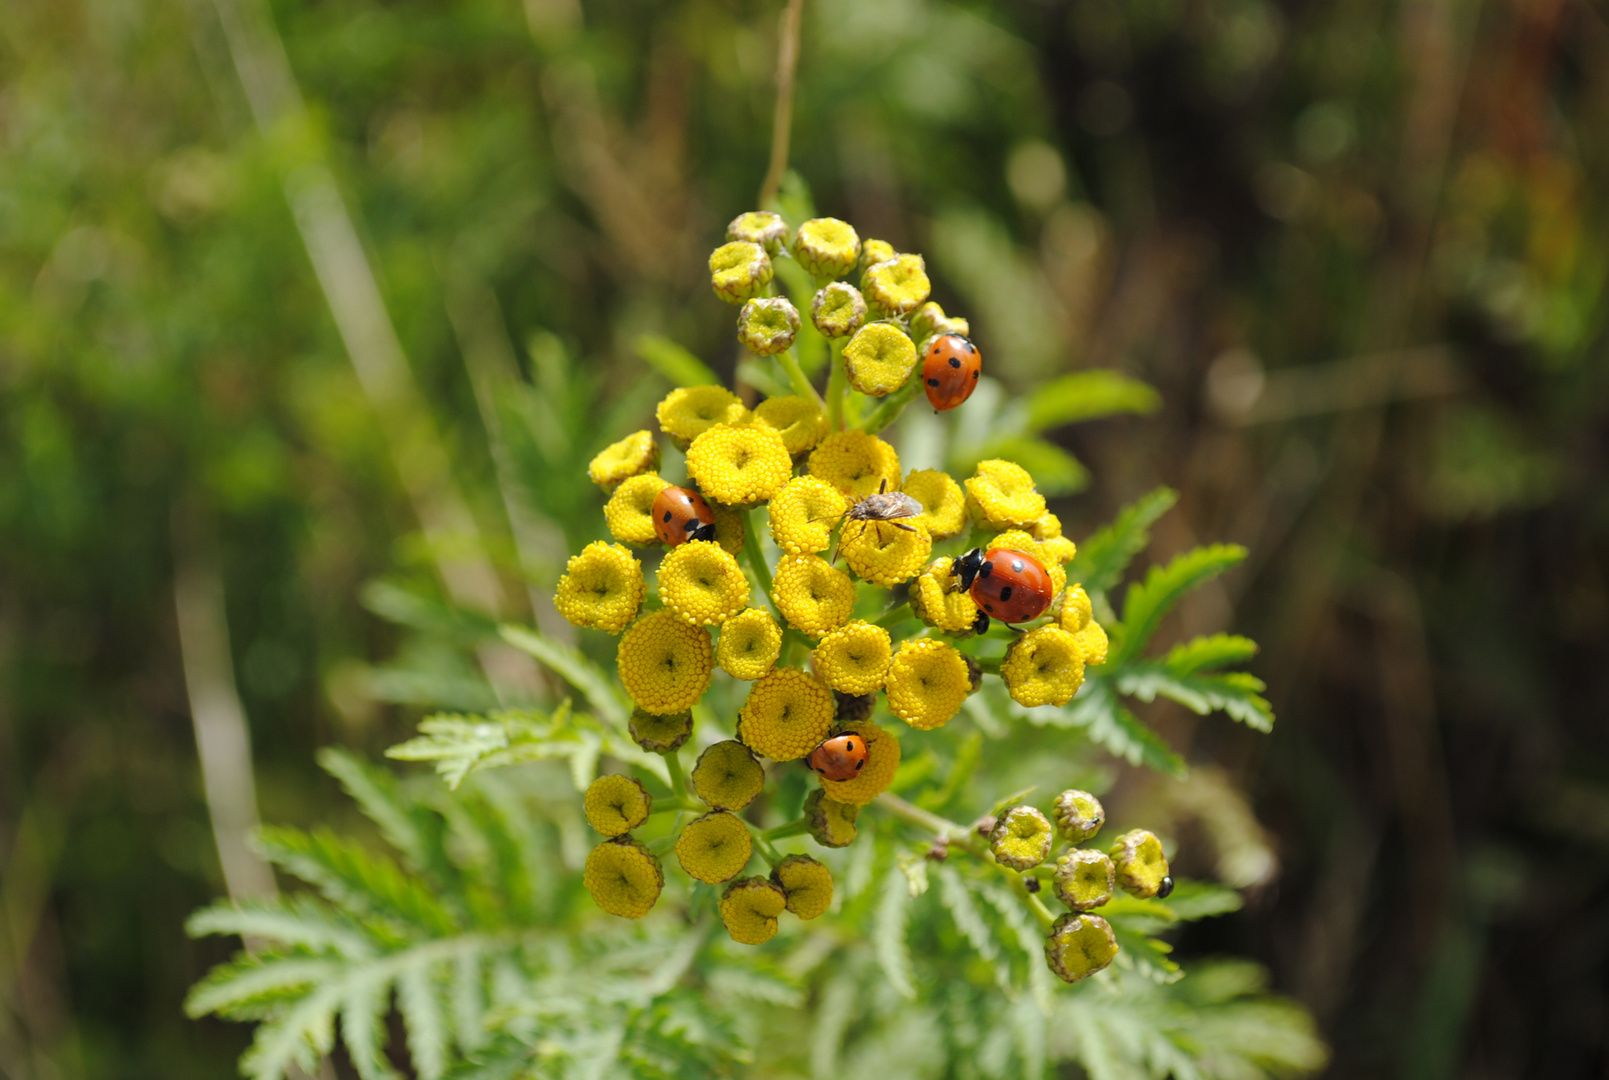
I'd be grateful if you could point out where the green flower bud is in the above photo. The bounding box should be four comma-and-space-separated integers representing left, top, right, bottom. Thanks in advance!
710, 241, 773, 305
990, 805, 1053, 871
861, 253, 931, 315
843, 322, 917, 396
859, 238, 896, 275
1052, 848, 1115, 911
792, 217, 861, 280
802, 787, 859, 848
910, 301, 970, 344
1053, 789, 1106, 843
1108, 829, 1170, 898
691, 739, 765, 811
1044, 912, 1118, 983
737, 297, 801, 356
628, 707, 694, 753
727, 211, 789, 254
834, 691, 875, 723
811, 282, 868, 338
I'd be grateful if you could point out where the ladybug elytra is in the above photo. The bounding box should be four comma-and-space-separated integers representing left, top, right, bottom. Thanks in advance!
953, 546, 1054, 630
651, 485, 717, 547
921, 334, 981, 412
806, 732, 871, 781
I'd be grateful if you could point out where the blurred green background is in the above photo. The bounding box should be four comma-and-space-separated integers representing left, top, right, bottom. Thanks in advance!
2, 0, 1606, 1077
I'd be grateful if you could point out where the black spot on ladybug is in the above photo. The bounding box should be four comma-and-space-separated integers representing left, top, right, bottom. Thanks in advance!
855, 759, 864, 770
927, 378, 939, 386
845, 740, 856, 752
984, 603, 994, 612
663, 512, 673, 522
972, 370, 979, 379
999, 586, 1013, 601
1011, 560, 1024, 572
948, 356, 961, 369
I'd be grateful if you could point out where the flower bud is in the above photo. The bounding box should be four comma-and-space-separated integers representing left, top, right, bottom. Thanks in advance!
990, 805, 1053, 871
710, 241, 773, 304
737, 296, 801, 356
628, 707, 694, 754
1044, 913, 1118, 983
843, 322, 917, 396
811, 282, 868, 338
1108, 829, 1171, 899
803, 787, 859, 848
858, 238, 895, 275
1053, 848, 1115, 911
1053, 789, 1106, 842
584, 775, 652, 837
792, 217, 860, 280
727, 210, 789, 254
861, 253, 931, 316
910, 301, 970, 345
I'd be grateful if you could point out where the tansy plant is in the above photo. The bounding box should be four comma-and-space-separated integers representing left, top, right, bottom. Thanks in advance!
185, 209, 1320, 1080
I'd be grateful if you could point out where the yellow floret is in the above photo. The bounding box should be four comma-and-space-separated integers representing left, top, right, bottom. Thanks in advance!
771, 854, 833, 920
554, 542, 646, 633
717, 607, 782, 680
811, 281, 868, 338
802, 787, 859, 846
1040, 534, 1079, 566
812, 620, 892, 695
843, 322, 918, 396
691, 740, 765, 811
737, 296, 801, 356
1028, 511, 1064, 540
719, 877, 788, 945
989, 805, 1053, 870
587, 430, 660, 490
1002, 625, 1086, 707
603, 474, 670, 546
726, 210, 789, 254
817, 720, 899, 805
584, 837, 663, 919
792, 217, 860, 280
910, 300, 969, 342
858, 238, 896, 274
861, 253, 931, 315
709, 240, 773, 305
771, 554, 856, 637
583, 774, 652, 837
1053, 849, 1115, 912
1044, 913, 1118, 983
768, 476, 848, 555
909, 556, 981, 633
675, 811, 753, 883
711, 503, 746, 557
658, 540, 750, 626
885, 638, 972, 730
736, 666, 834, 761
838, 518, 931, 586
901, 469, 967, 539
656, 386, 748, 446
616, 611, 714, 715
806, 430, 901, 498
1109, 829, 1170, 899
685, 423, 793, 505
965, 459, 1047, 528
754, 395, 829, 457
1059, 584, 1108, 667
628, 707, 693, 753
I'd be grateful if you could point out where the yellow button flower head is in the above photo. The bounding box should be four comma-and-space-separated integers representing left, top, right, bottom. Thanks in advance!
1109, 829, 1170, 899
587, 430, 660, 490
685, 422, 792, 506
885, 638, 972, 730
719, 877, 788, 945
861, 253, 931, 315
1053, 789, 1106, 843
727, 210, 789, 254
842, 322, 918, 397
1028, 510, 1064, 541
965, 459, 1047, 529
583, 774, 651, 836
675, 811, 753, 884
717, 607, 781, 680
1039, 534, 1079, 566
737, 296, 801, 356
603, 474, 671, 546
807, 430, 901, 498
858, 238, 895, 274
839, 517, 932, 586
1053, 849, 1115, 912
754, 395, 828, 456
692, 740, 765, 811
990, 805, 1053, 870
909, 556, 981, 633
616, 611, 713, 715
554, 542, 646, 633
771, 854, 833, 920
628, 707, 693, 754
584, 837, 664, 919
792, 217, 860, 281
709, 240, 773, 304
711, 502, 746, 556
1002, 625, 1086, 707
910, 300, 969, 343
736, 666, 834, 761
1059, 584, 1109, 667
768, 476, 848, 555
658, 540, 750, 627
901, 469, 967, 539
1044, 913, 1118, 983
811, 281, 867, 338
812, 620, 892, 695
816, 720, 899, 805
802, 787, 859, 847
771, 554, 856, 637
656, 385, 748, 447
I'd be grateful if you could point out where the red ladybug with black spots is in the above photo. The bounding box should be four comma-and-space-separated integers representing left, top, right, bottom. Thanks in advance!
806, 732, 871, 781
953, 546, 1054, 632
651, 485, 717, 546
921, 334, 982, 412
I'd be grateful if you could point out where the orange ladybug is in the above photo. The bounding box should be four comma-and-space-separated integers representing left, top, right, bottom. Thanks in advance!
651, 485, 717, 546
921, 334, 981, 412
806, 732, 870, 781
953, 546, 1054, 629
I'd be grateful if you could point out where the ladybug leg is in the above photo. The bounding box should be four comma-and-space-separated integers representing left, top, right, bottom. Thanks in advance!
971, 609, 990, 636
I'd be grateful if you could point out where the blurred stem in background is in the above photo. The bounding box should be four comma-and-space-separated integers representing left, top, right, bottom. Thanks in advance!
758, 0, 805, 208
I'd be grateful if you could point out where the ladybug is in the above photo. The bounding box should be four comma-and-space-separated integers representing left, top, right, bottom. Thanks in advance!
806, 732, 871, 782
651, 485, 717, 546
921, 334, 982, 412
952, 546, 1054, 630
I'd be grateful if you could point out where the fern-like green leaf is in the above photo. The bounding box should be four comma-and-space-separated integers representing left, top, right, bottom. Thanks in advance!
1068, 488, 1178, 595
1160, 634, 1259, 674
1116, 667, 1274, 732
937, 865, 999, 966
187, 897, 375, 959
1112, 544, 1248, 664
341, 966, 402, 1080
185, 955, 338, 1019
1060, 679, 1187, 777
1025, 370, 1162, 432
634, 334, 719, 387
319, 748, 433, 870
398, 958, 450, 1080
874, 865, 916, 999
498, 624, 629, 727
253, 826, 459, 935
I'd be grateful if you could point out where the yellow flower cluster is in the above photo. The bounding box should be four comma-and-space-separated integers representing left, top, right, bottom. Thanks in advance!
814, 720, 899, 805
737, 666, 834, 761
771, 554, 855, 637
686, 423, 792, 505
676, 811, 753, 884
768, 476, 847, 555
717, 607, 781, 680
812, 620, 892, 695
807, 430, 901, 498
838, 518, 931, 586
583, 837, 663, 919
658, 541, 749, 626
885, 639, 972, 730
554, 542, 644, 633
616, 611, 713, 715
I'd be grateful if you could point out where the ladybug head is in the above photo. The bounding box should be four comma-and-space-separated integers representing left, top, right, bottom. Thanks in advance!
689, 522, 717, 544
954, 547, 985, 591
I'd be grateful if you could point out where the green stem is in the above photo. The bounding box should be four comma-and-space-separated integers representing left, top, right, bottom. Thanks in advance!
874, 602, 913, 629
1009, 872, 1058, 929
826, 337, 849, 430
666, 752, 689, 803
776, 346, 826, 411
761, 817, 809, 842
648, 833, 679, 857
861, 373, 922, 434
878, 793, 1054, 925
650, 798, 705, 815
742, 508, 780, 617
753, 832, 784, 868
